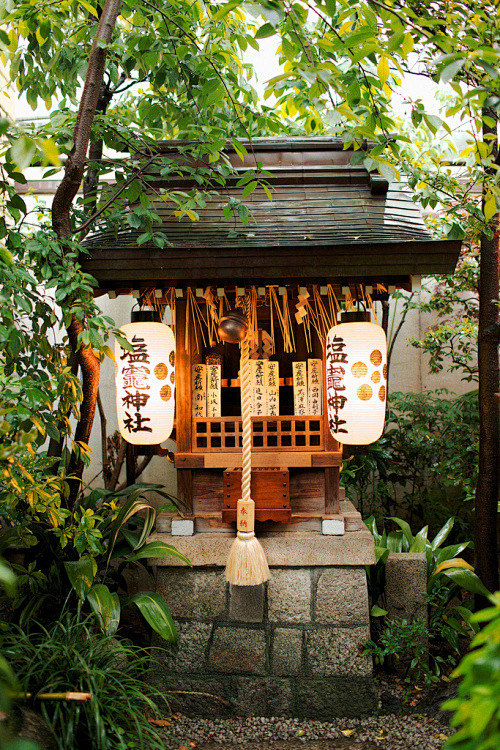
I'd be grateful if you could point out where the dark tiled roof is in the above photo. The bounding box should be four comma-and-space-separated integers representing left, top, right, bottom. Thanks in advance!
81, 138, 460, 289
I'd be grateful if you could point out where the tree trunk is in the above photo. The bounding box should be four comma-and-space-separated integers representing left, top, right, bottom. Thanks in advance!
475, 109, 500, 598
51, 0, 121, 509
82, 81, 113, 234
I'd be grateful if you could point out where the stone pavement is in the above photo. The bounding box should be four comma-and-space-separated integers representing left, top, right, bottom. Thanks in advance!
161, 710, 452, 750
194, 742, 377, 750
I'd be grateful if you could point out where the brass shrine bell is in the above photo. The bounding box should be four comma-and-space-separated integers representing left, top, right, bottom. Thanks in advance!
217, 311, 248, 343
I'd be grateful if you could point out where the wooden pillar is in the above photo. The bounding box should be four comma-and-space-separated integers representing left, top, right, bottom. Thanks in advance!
324, 467, 340, 515
175, 299, 193, 513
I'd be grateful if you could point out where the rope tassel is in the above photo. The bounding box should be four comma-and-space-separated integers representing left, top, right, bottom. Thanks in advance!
225, 335, 270, 586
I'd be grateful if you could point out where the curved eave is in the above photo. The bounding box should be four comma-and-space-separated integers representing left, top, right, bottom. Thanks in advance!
81, 237, 461, 288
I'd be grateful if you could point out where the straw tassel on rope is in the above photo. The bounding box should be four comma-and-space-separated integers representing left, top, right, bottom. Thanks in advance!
225, 334, 270, 586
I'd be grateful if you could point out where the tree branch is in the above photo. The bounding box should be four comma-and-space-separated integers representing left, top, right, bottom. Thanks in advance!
73, 157, 156, 235
109, 437, 127, 489
96, 390, 110, 488
52, 0, 121, 238
50, 0, 122, 510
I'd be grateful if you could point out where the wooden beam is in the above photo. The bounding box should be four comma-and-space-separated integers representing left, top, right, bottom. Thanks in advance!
174, 451, 343, 469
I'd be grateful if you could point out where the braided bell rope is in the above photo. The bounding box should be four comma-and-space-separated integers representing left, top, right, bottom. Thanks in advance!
240, 334, 252, 507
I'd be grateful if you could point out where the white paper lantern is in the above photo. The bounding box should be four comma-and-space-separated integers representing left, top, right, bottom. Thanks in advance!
325, 322, 387, 445
115, 322, 175, 445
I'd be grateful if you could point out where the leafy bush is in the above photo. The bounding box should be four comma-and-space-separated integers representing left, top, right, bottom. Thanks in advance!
0, 560, 40, 750
2, 483, 189, 642
364, 516, 489, 685
2, 614, 167, 750
443, 591, 500, 749
342, 389, 479, 538
365, 515, 486, 605
363, 616, 431, 683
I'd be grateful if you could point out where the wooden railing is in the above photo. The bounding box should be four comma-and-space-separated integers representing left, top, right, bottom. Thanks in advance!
192, 416, 324, 452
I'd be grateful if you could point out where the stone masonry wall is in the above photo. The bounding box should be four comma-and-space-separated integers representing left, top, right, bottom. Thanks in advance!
152, 566, 376, 718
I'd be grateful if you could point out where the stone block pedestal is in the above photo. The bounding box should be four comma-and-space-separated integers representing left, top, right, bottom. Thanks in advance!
150, 530, 376, 718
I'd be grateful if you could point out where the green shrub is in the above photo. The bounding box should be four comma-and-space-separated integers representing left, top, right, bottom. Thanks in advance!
2, 614, 167, 750
364, 516, 489, 685
363, 617, 431, 683
2, 482, 188, 642
443, 592, 500, 749
365, 515, 486, 607
0, 559, 39, 750
342, 390, 478, 539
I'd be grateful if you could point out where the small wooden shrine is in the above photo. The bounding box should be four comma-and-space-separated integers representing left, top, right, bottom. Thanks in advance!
84, 137, 460, 718
83, 137, 460, 535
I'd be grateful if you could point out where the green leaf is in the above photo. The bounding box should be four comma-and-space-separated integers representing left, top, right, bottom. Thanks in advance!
127, 540, 191, 566
347, 79, 360, 104
438, 568, 490, 597
126, 180, 141, 204
377, 56, 389, 85
203, 83, 225, 107
431, 517, 455, 550
241, 180, 258, 198
440, 58, 465, 84
484, 194, 496, 222
364, 515, 379, 538
237, 203, 249, 224
64, 556, 97, 600
79, 0, 99, 17
136, 232, 152, 246
0, 651, 19, 690
255, 23, 275, 40
388, 517, 413, 545
87, 583, 120, 635
0, 559, 16, 596
470, 604, 500, 623
377, 161, 398, 183
40, 138, 61, 167
422, 113, 442, 134
10, 137, 37, 170
125, 591, 177, 641
127, 212, 142, 229
402, 33, 413, 57
324, 0, 336, 18
371, 604, 388, 617
232, 139, 248, 162
409, 527, 428, 553
374, 546, 390, 564
2, 739, 40, 750
446, 222, 465, 240
386, 530, 404, 552
210, 0, 240, 21
281, 37, 296, 61
106, 493, 156, 564
0, 244, 13, 265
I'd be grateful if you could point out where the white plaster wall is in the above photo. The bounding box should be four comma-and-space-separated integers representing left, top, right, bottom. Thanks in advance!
387, 292, 474, 397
